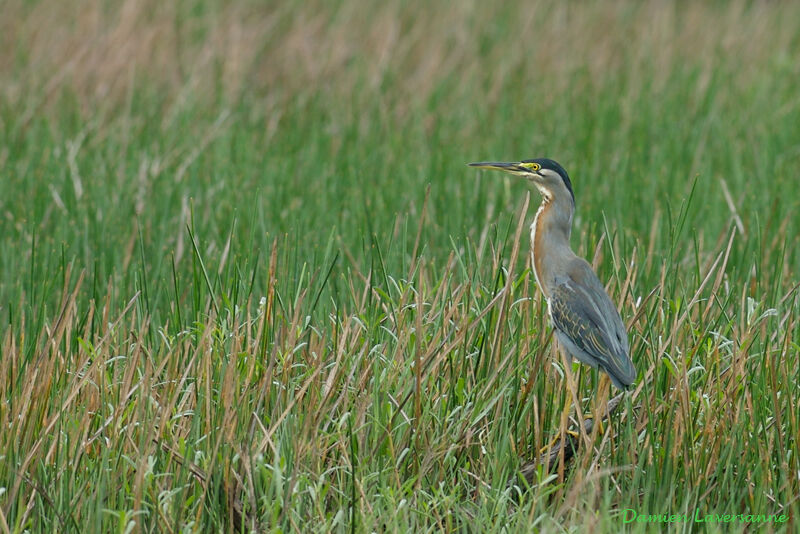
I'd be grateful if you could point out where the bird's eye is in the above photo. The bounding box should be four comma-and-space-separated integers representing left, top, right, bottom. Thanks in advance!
520, 162, 541, 171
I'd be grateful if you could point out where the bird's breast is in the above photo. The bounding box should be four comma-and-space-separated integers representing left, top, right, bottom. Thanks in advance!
530, 206, 549, 298
530, 199, 574, 300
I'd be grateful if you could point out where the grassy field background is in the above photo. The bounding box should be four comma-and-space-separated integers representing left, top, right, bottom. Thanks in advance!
1, 0, 799, 531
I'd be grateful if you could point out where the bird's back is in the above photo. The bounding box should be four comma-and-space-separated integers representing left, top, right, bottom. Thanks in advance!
548, 256, 635, 389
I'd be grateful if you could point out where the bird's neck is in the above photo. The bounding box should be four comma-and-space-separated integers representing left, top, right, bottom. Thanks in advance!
531, 197, 574, 298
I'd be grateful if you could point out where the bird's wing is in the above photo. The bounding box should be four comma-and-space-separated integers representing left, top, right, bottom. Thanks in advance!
549, 258, 635, 387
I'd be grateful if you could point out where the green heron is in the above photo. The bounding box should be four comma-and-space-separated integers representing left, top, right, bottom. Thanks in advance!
468, 158, 635, 390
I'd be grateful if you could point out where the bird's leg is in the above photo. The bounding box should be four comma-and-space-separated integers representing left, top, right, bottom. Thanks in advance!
558, 343, 592, 450
540, 344, 576, 477
540, 386, 572, 453
591, 374, 611, 436
539, 340, 592, 473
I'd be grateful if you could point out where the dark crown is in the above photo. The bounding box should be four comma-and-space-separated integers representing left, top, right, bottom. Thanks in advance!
523, 158, 574, 203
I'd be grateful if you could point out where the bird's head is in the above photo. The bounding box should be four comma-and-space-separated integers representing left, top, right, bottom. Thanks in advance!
468, 158, 574, 205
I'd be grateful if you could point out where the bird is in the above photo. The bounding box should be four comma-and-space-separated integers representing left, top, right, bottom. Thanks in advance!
468, 158, 636, 390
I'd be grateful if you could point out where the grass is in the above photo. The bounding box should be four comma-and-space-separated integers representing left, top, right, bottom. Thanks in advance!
1, 0, 799, 531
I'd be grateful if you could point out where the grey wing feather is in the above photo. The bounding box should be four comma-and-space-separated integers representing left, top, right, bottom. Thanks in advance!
549, 264, 636, 388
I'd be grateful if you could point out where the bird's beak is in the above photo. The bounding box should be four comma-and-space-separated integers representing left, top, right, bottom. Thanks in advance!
468, 161, 527, 175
